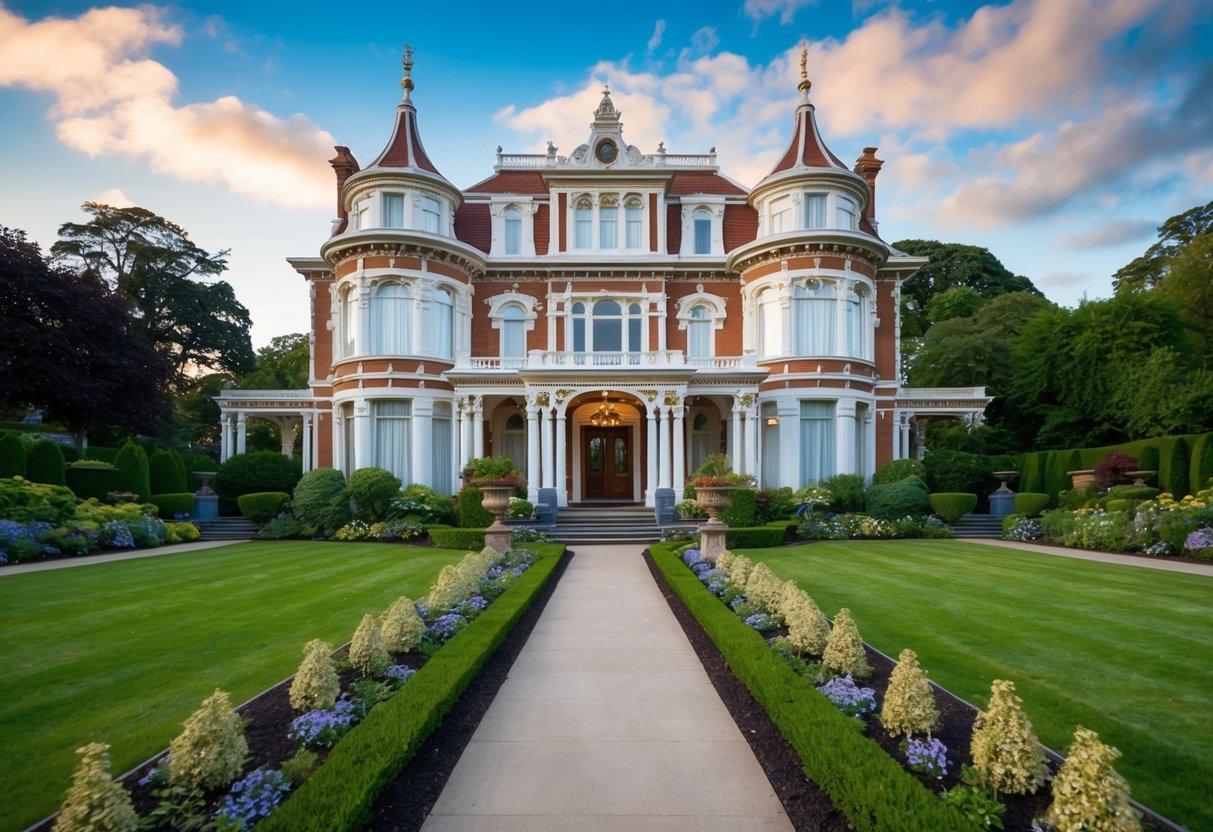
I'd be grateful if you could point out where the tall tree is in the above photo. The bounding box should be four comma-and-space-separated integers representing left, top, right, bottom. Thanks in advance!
892, 240, 1040, 339
239, 333, 310, 390
1157, 231, 1213, 365
51, 202, 255, 387
0, 226, 169, 447
1112, 200, 1213, 292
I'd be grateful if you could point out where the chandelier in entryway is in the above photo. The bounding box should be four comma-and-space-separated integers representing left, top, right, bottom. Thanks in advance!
589, 392, 621, 427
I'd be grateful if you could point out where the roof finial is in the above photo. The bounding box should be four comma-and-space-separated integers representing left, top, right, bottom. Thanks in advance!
401, 43, 415, 102
798, 44, 812, 96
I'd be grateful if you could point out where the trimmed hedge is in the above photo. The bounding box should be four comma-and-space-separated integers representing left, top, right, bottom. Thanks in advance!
65, 463, 124, 501
1014, 492, 1051, 517
871, 458, 927, 485
292, 468, 350, 535
258, 548, 565, 832
0, 434, 27, 478
150, 493, 195, 518
113, 440, 151, 501
1157, 437, 1190, 499
83, 446, 120, 463
426, 525, 487, 550
725, 525, 789, 548
346, 467, 401, 522
214, 451, 301, 515
456, 486, 493, 528
237, 491, 291, 523
26, 440, 66, 486
865, 476, 930, 521
149, 449, 187, 494
1021, 451, 1048, 495
927, 492, 977, 523
923, 450, 992, 495
649, 544, 971, 832
1190, 433, 1213, 496
1105, 499, 1135, 514
1044, 450, 1079, 503
720, 487, 757, 526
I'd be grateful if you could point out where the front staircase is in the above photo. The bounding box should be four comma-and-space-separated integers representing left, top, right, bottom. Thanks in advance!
549, 504, 696, 545
951, 513, 1005, 539
194, 517, 260, 541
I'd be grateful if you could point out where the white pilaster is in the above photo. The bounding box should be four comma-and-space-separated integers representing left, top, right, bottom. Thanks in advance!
658, 406, 672, 489
672, 405, 686, 493
891, 409, 902, 459
646, 406, 658, 505
526, 403, 540, 502
302, 412, 313, 472
900, 414, 912, 461
541, 407, 554, 489
745, 408, 759, 485
354, 400, 372, 472
220, 414, 231, 462
836, 400, 857, 475
356, 282, 370, 356
235, 413, 247, 456
472, 397, 485, 459
411, 399, 433, 487
731, 406, 742, 474
460, 401, 474, 468
555, 410, 568, 506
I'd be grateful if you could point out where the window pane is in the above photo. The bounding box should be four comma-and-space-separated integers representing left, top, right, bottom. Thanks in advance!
694, 212, 711, 254
422, 197, 440, 233
770, 197, 789, 233
433, 290, 453, 359
589, 436, 603, 471
594, 317, 622, 351
371, 283, 412, 355
794, 289, 835, 355
628, 317, 641, 355
626, 203, 642, 248
600, 206, 618, 248
688, 320, 710, 358
836, 197, 856, 230
759, 292, 781, 357
384, 194, 405, 228
504, 210, 521, 255
575, 202, 592, 249
614, 437, 627, 473
573, 316, 585, 352
503, 320, 526, 357
799, 400, 835, 483
846, 297, 862, 357
804, 194, 826, 228
374, 400, 410, 483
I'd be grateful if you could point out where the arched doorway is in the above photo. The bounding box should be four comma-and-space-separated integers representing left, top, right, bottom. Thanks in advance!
569, 391, 644, 503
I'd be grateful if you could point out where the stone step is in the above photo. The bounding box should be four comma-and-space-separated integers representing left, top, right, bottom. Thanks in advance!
195, 518, 260, 541
951, 513, 1004, 539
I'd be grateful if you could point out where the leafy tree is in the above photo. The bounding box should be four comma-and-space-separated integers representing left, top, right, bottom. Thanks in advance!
51, 203, 254, 387
1157, 231, 1213, 364
239, 333, 310, 390
892, 240, 1040, 339
1112, 200, 1213, 292
926, 286, 986, 324
0, 227, 169, 448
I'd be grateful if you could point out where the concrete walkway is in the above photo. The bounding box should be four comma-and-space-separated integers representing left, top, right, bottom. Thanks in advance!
0, 539, 244, 576
960, 538, 1213, 577
420, 544, 793, 832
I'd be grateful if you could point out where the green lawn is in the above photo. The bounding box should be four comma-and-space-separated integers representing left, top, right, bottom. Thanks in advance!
745, 540, 1213, 830
0, 541, 472, 831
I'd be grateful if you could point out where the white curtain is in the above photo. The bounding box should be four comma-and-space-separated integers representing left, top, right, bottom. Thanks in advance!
688, 306, 711, 358
804, 194, 826, 228
433, 290, 453, 359
504, 209, 521, 254
600, 206, 618, 248
575, 202, 592, 248
846, 296, 862, 358
374, 400, 410, 482
431, 411, 452, 494
371, 283, 412, 355
759, 291, 781, 357
799, 401, 835, 485
626, 202, 642, 248
383, 194, 404, 228
795, 288, 835, 356
501, 431, 527, 480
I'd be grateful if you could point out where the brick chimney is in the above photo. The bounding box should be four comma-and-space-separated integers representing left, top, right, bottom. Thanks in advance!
328, 146, 360, 232
853, 147, 884, 220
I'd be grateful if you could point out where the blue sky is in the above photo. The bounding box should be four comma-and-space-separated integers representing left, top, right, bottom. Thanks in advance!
2, 0, 1210, 347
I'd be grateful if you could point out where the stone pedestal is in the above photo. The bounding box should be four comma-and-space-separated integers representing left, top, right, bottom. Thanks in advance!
988, 487, 1016, 519
480, 485, 515, 554
191, 471, 219, 521
695, 487, 737, 563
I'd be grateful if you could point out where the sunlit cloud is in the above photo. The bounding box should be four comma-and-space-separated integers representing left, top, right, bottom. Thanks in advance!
1057, 219, 1159, 251
0, 4, 334, 209
743, 0, 818, 25
91, 187, 134, 208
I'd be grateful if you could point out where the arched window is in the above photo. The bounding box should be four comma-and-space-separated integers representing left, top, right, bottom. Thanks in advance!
625, 198, 643, 249
383, 193, 405, 228
687, 304, 712, 358
793, 280, 835, 356
572, 301, 586, 352
693, 209, 711, 254
501, 303, 526, 358
433, 288, 453, 359
758, 288, 782, 358
836, 196, 857, 230
420, 197, 441, 233
600, 196, 618, 249
373, 400, 411, 482
592, 300, 622, 352
501, 412, 527, 479
574, 198, 592, 249
340, 284, 356, 358
371, 282, 413, 355
504, 207, 521, 255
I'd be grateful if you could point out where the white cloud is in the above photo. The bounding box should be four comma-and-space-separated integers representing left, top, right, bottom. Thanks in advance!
1038, 271, 1096, 290
743, 0, 817, 25
92, 187, 134, 208
1057, 219, 1159, 250
647, 19, 665, 56
0, 5, 334, 209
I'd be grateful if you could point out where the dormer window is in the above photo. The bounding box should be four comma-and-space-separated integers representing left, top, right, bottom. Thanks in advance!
836, 196, 857, 230
504, 208, 521, 255
804, 194, 826, 228
693, 210, 711, 255
383, 193, 405, 228
600, 196, 619, 248
420, 197, 440, 233
625, 198, 643, 249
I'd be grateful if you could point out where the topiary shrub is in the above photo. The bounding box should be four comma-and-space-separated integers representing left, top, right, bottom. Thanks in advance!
150, 493, 194, 518
970, 679, 1048, 798
380, 597, 426, 653
1014, 492, 1051, 517
822, 473, 865, 513
1157, 436, 1189, 498
65, 462, 124, 501
52, 742, 137, 832
169, 689, 249, 790
822, 608, 872, 679
83, 447, 119, 463
743, 562, 785, 617
880, 648, 939, 738
924, 450, 993, 495
237, 491, 291, 523
0, 433, 27, 478
456, 485, 493, 528
289, 640, 339, 712
1021, 451, 1047, 495
0, 475, 77, 524
113, 440, 150, 502
292, 468, 349, 535
426, 525, 486, 550
148, 449, 187, 494
1045, 449, 1080, 504
871, 458, 927, 485
865, 476, 930, 521
928, 493, 978, 523
1189, 433, 1213, 498
26, 440, 66, 486
720, 487, 757, 526
779, 582, 830, 656
349, 613, 390, 676
1045, 726, 1141, 832
1137, 444, 1159, 474
346, 467, 402, 522
214, 451, 301, 515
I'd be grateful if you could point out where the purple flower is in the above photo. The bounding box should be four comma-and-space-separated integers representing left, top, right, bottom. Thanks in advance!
425, 613, 469, 643
682, 548, 703, 566
744, 612, 779, 632
817, 675, 877, 718
215, 768, 291, 830
288, 701, 356, 747
1185, 527, 1213, 553
904, 736, 949, 778
383, 664, 416, 683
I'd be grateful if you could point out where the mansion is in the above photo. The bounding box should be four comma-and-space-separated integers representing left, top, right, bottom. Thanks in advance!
217, 52, 988, 517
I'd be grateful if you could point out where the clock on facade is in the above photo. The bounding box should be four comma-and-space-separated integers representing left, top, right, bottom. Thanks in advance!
594, 139, 618, 164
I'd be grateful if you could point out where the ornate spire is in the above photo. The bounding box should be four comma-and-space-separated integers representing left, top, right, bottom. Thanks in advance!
798, 44, 812, 98
594, 84, 621, 123
400, 43, 415, 104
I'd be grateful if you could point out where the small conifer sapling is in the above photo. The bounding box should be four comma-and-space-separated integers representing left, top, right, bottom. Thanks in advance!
380, 597, 427, 653
1045, 727, 1141, 832
970, 679, 1047, 798
168, 689, 249, 790
349, 613, 390, 676
880, 648, 939, 738
822, 608, 872, 679
53, 743, 138, 832
289, 639, 340, 712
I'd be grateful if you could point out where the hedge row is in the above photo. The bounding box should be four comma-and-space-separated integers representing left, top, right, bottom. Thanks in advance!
150, 493, 194, 518
426, 525, 487, 550
258, 548, 565, 832
649, 544, 970, 832
237, 491, 291, 523
724, 524, 790, 548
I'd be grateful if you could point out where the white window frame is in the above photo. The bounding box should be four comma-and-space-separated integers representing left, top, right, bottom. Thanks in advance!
486, 290, 540, 359
679, 197, 725, 257
675, 287, 727, 360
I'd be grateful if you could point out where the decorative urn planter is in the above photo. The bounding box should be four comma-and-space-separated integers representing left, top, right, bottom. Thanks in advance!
694, 483, 748, 562
476, 483, 516, 554
694, 486, 736, 521
1067, 469, 1097, 490
1125, 470, 1157, 487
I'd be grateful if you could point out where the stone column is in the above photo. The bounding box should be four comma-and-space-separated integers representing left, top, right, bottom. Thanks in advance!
657, 406, 671, 489
353, 400, 372, 471
526, 401, 540, 503
301, 412, 313, 472
900, 414, 912, 461
356, 282, 370, 356
745, 407, 759, 486
472, 397, 485, 459
891, 409, 902, 460
541, 406, 554, 489
220, 414, 231, 461
411, 399, 433, 487
731, 405, 742, 474
235, 413, 247, 455
836, 400, 857, 475
555, 409, 568, 507
646, 405, 658, 506
279, 417, 295, 457
460, 400, 474, 469
672, 404, 686, 494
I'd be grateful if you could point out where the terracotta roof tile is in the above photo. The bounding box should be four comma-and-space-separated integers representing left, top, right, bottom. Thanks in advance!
668, 171, 748, 196
454, 203, 491, 253
465, 171, 548, 194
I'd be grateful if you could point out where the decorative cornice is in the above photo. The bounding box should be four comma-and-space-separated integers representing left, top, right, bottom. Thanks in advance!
728, 238, 886, 275
322, 235, 487, 277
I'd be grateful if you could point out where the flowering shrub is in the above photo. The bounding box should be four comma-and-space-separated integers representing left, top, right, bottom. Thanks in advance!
1004, 516, 1045, 541
841, 513, 896, 539
505, 496, 535, 519
817, 674, 877, 719
169, 689, 249, 791
53, 742, 138, 832
797, 513, 951, 541
98, 520, 135, 549
1184, 527, 1213, 558
676, 499, 707, 519
333, 520, 371, 541
214, 768, 291, 831
383, 664, 416, 684
904, 736, 949, 779
880, 649, 939, 738
798, 517, 848, 540
288, 700, 356, 748
822, 608, 872, 679
289, 640, 339, 712
455, 595, 490, 619
425, 613, 469, 644
1045, 726, 1141, 832
511, 527, 549, 543
793, 484, 833, 511
970, 679, 1048, 798
744, 612, 780, 632
681, 547, 702, 566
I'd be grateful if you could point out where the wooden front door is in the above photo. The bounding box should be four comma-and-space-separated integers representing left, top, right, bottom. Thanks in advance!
583, 427, 632, 499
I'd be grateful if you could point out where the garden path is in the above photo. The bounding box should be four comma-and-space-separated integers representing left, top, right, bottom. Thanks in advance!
961, 538, 1213, 576
0, 540, 239, 576
419, 544, 793, 832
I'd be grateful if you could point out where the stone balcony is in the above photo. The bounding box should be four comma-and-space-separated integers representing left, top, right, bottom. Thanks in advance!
452, 350, 760, 373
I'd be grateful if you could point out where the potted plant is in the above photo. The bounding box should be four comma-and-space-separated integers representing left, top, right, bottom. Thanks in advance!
461, 457, 526, 552
690, 454, 756, 521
